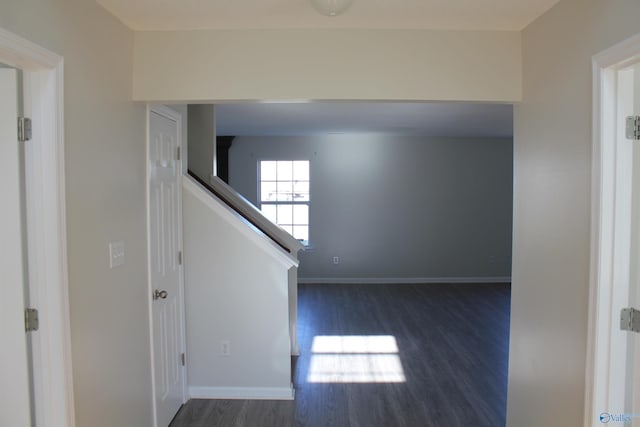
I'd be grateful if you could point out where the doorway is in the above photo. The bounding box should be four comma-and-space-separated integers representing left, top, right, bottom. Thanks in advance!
0, 64, 33, 427
588, 32, 640, 426
0, 26, 74, 427
147, 105, 187, 427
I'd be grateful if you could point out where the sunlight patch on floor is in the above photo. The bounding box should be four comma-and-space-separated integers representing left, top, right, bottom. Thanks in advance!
307, 335, 406, 383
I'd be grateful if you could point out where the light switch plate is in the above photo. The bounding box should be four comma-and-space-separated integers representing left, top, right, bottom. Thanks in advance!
109, 241, 125, 268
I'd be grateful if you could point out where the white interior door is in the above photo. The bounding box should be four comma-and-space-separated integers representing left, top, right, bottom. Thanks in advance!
149, 106, 186, 427
0, 69, 32, 426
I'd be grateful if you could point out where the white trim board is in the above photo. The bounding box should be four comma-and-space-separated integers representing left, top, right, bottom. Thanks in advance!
299, 276, 512, 285
189, 386, 295, 401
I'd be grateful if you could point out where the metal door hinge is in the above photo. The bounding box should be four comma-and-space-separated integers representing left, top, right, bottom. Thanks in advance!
181, 352, 186, 366
620, 307, 640, 333
153, 289, 168, 300
178, 251, 182, 265
626, 116, 640, 140
176, 147, 181, 161
25, 308, 39, 332
18, 117, 32, 142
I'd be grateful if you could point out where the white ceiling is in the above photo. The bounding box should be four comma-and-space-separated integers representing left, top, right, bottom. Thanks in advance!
97, 0, 559, 31
213, 102, 513, 138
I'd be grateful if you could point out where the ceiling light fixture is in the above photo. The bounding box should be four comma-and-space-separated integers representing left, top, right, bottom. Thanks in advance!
310, 0, 353, 17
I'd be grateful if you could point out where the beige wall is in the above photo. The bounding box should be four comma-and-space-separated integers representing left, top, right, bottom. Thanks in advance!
508, 0, 640, 426
0, 1, 152, 426
187, 104, 215, 183
133, 29, 522, 103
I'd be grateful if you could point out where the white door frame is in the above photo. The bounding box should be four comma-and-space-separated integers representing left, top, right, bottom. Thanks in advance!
0, 27, 75, 427
146, 104, 188, 427
586, 31, 640, 426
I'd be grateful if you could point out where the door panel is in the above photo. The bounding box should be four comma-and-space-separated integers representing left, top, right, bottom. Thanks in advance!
0, 69, 32, 426
149, 107, 185, 427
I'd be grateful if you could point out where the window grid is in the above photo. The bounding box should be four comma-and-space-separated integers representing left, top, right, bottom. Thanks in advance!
259, 160, 310, 243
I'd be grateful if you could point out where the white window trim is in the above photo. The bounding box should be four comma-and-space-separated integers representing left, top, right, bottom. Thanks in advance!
258, 159, 311, 246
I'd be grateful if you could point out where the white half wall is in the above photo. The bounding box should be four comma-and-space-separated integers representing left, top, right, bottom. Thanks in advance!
182, 176, 296, 399
133, 29, 521, 102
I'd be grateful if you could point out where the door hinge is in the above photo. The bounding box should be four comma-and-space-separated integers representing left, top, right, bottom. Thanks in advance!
176, 147, 181, 161
18, 117, 32, 142
626, 116, 640, 140
620, 307, 640, 333
178, 251, 182, 265
181, 352, 186, 366
25, 308, 39, 332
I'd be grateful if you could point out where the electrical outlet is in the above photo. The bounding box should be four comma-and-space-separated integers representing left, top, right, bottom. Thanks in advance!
220, 340, 231, 356
333, 256, 340, 265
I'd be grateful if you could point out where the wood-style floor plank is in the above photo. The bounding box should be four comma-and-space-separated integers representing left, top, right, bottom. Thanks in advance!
170, 283, 510, 427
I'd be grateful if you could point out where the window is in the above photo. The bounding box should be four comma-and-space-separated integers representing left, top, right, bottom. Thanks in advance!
259, 160, 310, 244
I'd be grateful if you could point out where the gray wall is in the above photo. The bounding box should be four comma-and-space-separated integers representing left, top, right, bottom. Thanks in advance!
187, 104, 215, 183
229, 135, 513, 281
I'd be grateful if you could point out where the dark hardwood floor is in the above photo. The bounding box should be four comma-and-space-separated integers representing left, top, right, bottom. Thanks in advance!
169, 283, 511, 427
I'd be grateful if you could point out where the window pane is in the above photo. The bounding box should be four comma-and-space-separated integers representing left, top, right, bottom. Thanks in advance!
261, 181, 278, 202
293, 226, 309, 242
261, 161, 277, 181
277, 161, 293, 181
258, 160, 310, 244
277, 181, 293, 201
293, 161, 309, 181
292, 204, 309, 226
277, 204, 293, 225
261, 204, 277, 223
293, 181, 309, 201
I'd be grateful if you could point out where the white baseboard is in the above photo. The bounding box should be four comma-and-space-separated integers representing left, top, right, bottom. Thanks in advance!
298, 276, 512, 285
189, 385, 295, 400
